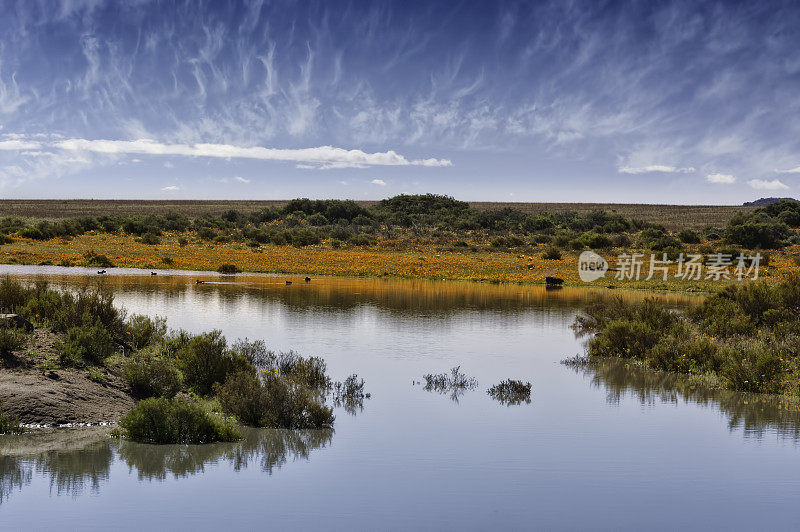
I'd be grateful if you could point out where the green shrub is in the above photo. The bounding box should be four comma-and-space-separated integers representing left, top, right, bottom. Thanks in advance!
217, 264, 240, 274
587, 319, 661, 359
272, 351, 332, 391
178, 236, 189, 247
542, 247, 562, 260
214, 371, 334, 429
115, 397, 241, 444
58, 324, 115, 366
0, 328, 23, 362
0, 234, 13, 245
177, 331, 252, 395
678, 229, 701, 244
125, 314, 167, 349
122, 351, 182, 398
138, 233, 160, 245
83, 250, 114, 268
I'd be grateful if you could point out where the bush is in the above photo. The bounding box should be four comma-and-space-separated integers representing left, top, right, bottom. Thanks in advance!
178, 236, 189, 247
138, 233, 160, 245
215, 371, 334, 429
0, 328, 22, 362
677, 229, 701, 244
725, 218, 789, 249
122, 351, 182, 398
125, 314, 167, 349
58, 324, 115, 366
115, 397, 241, 444
83, 251, 114, 268
541, 247, 562, 260
177, 331, 252, 395
587, 319, 661, 359
217, 264, 240, 274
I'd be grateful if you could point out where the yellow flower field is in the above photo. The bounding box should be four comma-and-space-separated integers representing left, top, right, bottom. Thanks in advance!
2, 231, 799, 293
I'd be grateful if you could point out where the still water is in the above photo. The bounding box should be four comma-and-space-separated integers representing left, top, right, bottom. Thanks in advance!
1, 266, 800, 530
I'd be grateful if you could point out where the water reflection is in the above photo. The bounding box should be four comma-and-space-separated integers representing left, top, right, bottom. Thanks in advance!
570, 358, 800, 441
0, 426, 333, 504
1, 265, 701, 319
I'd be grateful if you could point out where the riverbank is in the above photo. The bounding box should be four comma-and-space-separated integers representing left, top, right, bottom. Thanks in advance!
2, 232, 799, 292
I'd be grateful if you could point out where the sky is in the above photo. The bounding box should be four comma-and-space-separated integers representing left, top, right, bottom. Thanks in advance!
0, 0, 799, 203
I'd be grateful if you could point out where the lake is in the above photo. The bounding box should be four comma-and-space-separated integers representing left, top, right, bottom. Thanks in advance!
1, 266, 799, 530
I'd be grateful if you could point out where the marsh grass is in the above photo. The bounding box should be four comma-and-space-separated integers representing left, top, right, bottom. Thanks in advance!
488, 379, 532, 405
422, 366, 478, 402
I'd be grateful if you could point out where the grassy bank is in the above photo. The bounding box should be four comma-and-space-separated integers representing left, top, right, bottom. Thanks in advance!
574, 276, 800, 397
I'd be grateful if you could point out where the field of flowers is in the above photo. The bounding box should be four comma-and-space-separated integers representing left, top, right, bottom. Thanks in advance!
2, 231, 799, 293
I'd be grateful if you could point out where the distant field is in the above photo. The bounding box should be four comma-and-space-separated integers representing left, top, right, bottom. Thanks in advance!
0, 199, 754, 230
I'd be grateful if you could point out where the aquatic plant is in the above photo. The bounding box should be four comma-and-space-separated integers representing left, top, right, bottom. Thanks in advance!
487, 379, 532, 405
423, 366, 478, 393
114, 397, 241, 444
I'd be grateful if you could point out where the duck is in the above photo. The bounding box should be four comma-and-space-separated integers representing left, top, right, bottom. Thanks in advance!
97, 270, 106, 274
285, 281, 293, 285
304, 276, 311, 282
150, 272, 157, 276
196, 280, 205, 284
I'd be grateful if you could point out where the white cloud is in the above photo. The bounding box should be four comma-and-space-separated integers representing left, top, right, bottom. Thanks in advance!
163, 161, 174, 168
0, 139, 40, 150
371, 179, 387, 186
234, 176, 250, 184
779, 166, 800, 173
706, 173, 736, 184
161, 185, 180, 191
618, 165, 695, 174
50, 138, 452, 168
748, 179, 789, 190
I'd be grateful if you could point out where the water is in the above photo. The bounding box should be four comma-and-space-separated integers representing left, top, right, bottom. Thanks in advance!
1, 266, 799, 530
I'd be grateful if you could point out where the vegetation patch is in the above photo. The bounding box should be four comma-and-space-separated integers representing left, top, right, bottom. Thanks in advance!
0, 403, 23, 434
114, 397, 241, 444
487, 379, 532, 405
575, 275, 800, 396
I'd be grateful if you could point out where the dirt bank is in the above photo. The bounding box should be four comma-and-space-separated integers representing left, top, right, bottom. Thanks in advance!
0, 368, 133, 425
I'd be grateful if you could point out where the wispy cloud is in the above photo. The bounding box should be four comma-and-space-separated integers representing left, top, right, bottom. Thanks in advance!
234, 176, 250, 184
370, 178, 387, 186
618, 165, 695, 174
0, 139, 40, 150
51, 138, 452, 169
706, 173, 736, 184
161, 185, 180, 191
748, 179, 789, 190
779, 166, 800, 174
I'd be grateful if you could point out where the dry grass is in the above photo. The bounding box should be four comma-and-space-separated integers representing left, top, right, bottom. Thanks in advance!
0, 200, 754, 230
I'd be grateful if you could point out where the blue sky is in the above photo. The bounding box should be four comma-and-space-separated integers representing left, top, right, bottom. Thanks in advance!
0, 0, 799, 203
